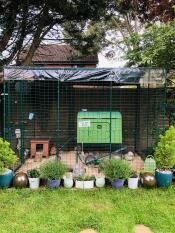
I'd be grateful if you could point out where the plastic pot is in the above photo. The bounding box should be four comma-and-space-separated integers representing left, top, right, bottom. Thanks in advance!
128, 177, 139, 189
95, 177, 105, 188
75, 180, 94, 189
64, 178, 73, 188
155, 170, 172, 188
111, 179, 124, 189
29, 177, 40, 190
47, 179, 61, 189
0, 169, 13, 188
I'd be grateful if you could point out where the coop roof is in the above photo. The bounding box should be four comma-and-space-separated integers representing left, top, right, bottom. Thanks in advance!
3, 66, 165, 85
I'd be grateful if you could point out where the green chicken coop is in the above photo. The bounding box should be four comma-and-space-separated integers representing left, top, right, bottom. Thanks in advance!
77, 111, 122, 144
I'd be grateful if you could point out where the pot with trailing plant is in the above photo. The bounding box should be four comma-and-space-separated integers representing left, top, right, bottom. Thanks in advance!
101, 159, 132, 190
154, 126, 175, 188
0, 138, 17, 188
27, 169, 40, 190
75, 176, 95, 189
40, 161, 67, 189
128, 171, 139, 189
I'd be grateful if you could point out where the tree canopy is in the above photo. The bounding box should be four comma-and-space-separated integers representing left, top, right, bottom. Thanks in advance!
0, 0, 112, 66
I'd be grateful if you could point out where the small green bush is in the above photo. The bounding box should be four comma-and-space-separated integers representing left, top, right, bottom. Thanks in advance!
0, 138, 17, 173
27, 169, 40, 178
101, 159, 132, 182
154, 126, 175, 169
40, 161, 67, 180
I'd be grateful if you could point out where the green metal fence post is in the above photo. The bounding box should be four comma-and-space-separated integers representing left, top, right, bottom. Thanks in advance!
19, 81, 24, 164
57, 80, 60, 161
3, 81, 6, 140
109, 81, 112, 158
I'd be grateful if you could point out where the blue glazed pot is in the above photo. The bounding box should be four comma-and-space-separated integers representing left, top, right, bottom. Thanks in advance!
155, 170, 172, 188
47, 179, 61, 189
0, 169, 13, 188
111, 179, 124, 189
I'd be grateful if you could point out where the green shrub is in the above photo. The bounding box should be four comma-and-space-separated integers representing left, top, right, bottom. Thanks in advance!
40, 161, 67, 180
27, 169, 40, 178
154, 126, 175, 169
0, 138, 17, 173
101, 159, 132, 182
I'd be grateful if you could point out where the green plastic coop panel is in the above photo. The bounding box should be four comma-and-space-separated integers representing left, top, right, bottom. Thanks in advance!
77, 112, 122, 144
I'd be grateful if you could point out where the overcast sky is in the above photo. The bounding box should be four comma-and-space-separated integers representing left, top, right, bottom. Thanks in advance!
98, 53, 126, 68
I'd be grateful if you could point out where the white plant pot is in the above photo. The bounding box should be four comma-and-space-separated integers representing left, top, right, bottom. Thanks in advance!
29, 177, 40, 190
128, 177, 139, 189
75, 180, 94, 189
95, 177, 105, 188
64, 178, 74, 188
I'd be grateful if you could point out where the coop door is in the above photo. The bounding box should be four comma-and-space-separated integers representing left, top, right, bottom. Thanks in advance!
88, 122, 110, 143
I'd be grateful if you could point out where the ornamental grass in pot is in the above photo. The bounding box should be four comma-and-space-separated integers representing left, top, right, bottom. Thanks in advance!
0, 138, 17, 188
101, 159, 132, 189
40, 161, 67, 189
27, 169, 40, 190
75, 175, 95, 189
154, 126, 175, 188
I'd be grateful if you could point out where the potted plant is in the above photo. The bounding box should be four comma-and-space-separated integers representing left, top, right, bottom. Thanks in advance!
154, 126, 175, 187
40, 161, 67, 189
75, 176, 95, 189
27, 169, 40, 190
0, 138, 17, 188
95, 174, 105, 188
128, 171, 139, 189
101, 159, 132, 189
63, 173, 74, 188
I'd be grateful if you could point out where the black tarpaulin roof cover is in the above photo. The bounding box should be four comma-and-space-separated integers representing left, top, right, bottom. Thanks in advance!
4, 66, 165, 84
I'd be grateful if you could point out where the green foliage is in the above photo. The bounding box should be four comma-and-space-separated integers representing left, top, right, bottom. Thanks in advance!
101, 159, 132, 181
125, 21, 175, 70
27, 169, 40, 178
75, 176, 95, 181
40, 161, 67, 180
0, 138, 17, 173
154, 126, 175, 169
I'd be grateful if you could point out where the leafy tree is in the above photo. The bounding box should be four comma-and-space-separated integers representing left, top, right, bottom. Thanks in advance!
125, 21, 175, 70
135, 0, 175, 23
0, 0, 111, 66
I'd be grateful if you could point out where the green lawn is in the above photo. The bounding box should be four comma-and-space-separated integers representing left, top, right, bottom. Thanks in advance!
0, 187, 175, 233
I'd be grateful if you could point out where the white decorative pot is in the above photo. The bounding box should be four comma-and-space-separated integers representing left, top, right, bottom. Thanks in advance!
75, 180, 94, 189
95, 177, 105, 188
29, 177, 40, 190
64, 178, 74, 188
128, 177, 139, 189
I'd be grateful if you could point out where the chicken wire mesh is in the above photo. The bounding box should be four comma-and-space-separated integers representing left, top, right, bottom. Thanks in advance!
3, 67, 167, 173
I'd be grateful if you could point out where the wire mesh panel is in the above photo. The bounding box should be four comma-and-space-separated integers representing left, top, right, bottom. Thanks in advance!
3, 67, 167, 172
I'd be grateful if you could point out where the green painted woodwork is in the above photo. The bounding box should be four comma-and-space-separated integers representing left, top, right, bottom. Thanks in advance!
77, 112, 122, 144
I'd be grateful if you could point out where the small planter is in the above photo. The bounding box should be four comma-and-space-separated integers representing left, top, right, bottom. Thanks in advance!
128, 177, 139, 189
111, 179, 124, 189
95, 176, 105, 188
0, 169, 13, 188
64, 177, 74, 188
155, 170, 172, 188
29, 177, 40, 190
47, 179, 61, 189
75, 180, 94, 189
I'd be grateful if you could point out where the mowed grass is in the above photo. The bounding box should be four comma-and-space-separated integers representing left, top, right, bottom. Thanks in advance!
0, 187, 175, 233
